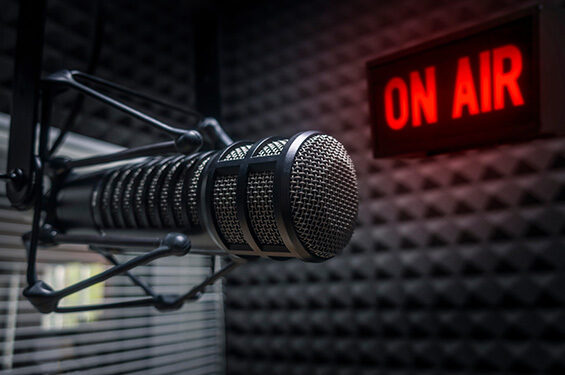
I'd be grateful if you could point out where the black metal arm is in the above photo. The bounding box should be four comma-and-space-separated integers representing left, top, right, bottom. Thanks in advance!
40, 69, 205, 175
14, 68, 238, 313
5, 1, 241, 315
40, 70, 238, 175
18, 89, 237, 313
44, 70, 200, 138
6, 0, 46, 209
24, 228, 244, 313
13, 66, 239, 314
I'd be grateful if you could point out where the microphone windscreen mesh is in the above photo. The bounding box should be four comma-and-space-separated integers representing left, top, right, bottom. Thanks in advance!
210, 139, 290, 251
59, 131, 358, 261
222, 144, 253, 161
246, 139, 288, 247
208, 134, 358, 260
289, 135, 358, 259
214, 175, 246, 245
247, 171, 283, 246
254, 139, 287, 157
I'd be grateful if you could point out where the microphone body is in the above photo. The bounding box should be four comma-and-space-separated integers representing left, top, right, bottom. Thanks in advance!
50, 132, 359, 262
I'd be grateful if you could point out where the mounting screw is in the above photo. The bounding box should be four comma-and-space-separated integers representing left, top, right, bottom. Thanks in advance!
0, 168, 26, 189
38, 224, 59, 246
154, 294, 183, 312
162, 233, 191, 256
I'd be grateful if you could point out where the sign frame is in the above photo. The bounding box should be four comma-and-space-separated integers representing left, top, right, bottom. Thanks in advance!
366, 7, 541, 158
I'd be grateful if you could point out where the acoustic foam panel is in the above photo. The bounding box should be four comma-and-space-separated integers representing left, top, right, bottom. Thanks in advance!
220, 0, 565, 374
0, 0, 196, 147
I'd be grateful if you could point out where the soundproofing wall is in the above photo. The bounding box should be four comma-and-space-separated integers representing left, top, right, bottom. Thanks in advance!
220, 0, 565, 374
0, 0, 196, 147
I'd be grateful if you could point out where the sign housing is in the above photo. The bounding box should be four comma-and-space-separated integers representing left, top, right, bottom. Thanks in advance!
366, 7, 564, 158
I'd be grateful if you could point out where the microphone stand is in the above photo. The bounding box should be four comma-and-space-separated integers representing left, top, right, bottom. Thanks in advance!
15, 70, 245, 313
4, 0, 244, 314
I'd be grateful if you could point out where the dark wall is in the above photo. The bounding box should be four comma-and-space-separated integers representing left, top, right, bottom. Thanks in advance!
0, 0, 196, 147
220, 0, 565, 374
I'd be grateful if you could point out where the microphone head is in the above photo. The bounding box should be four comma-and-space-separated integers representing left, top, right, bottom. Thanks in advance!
201, 131, 359, 262
53, 131, 358, 263
288, 134, 358, 259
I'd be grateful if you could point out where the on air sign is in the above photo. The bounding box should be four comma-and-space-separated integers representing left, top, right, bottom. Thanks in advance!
367, 11, 540, 157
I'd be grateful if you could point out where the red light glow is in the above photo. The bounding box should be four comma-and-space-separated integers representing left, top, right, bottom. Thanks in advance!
480, 50, 492, 113
367, 15, 537, 158
384, 77, 409, 130
410, 67, 437, 126
493, 44, 524, 110
452, 56, 479, 119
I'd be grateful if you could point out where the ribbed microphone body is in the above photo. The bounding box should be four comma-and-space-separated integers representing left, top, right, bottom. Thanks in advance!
51, 132, 359, 262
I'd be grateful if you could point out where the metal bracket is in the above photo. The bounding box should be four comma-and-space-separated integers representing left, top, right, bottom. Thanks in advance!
13, 68, 237, 313
6, 0, 47, 209
23, 228, 244, 313
8, 0, 238, 314
42, 70, 204, 174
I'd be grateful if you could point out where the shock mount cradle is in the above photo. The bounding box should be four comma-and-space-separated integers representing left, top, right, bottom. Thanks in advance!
8, 69, 244, 314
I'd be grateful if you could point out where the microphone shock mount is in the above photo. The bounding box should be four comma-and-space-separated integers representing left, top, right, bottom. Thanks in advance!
7, 68, 245, 314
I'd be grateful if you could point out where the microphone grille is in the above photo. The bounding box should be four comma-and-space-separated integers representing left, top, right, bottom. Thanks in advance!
254, 139, 287, 157
213, 139, 290, 248
212, 143, 255, 244
222, 144, 253, 161
247, 139, 288, 247
289, 135, 358, 259
214, 175, 246, 244
248, 171, 284, 246
204, 133, 358, 261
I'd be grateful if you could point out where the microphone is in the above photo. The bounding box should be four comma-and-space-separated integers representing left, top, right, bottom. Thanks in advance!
51, 131, 359, 262
9, 66, 356, 311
